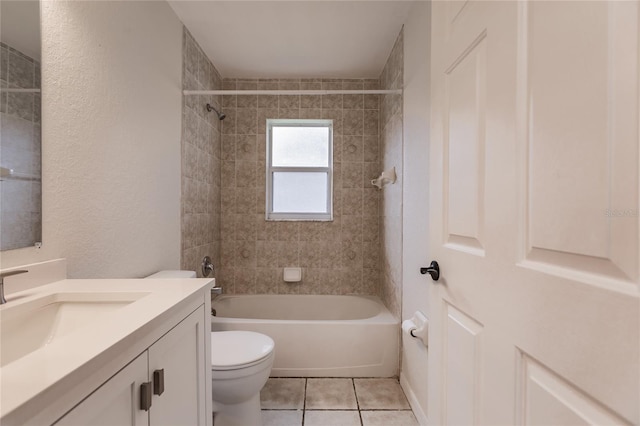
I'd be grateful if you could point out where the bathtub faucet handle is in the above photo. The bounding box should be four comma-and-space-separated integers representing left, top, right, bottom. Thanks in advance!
202, 256, 215, 277
211, 286, 223, 295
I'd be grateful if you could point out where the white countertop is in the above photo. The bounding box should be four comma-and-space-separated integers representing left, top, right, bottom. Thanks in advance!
0, 277, 213, 424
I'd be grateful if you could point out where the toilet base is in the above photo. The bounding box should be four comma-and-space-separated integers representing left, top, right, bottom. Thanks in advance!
213, 394, 262, 426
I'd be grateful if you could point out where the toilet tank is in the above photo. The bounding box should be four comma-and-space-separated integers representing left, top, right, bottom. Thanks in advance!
145, 270, 197, 279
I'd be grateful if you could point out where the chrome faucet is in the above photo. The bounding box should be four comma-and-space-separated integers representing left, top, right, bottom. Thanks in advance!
0, 270, 29, 304
202, 256, 215, 277
202, 256, 223, 295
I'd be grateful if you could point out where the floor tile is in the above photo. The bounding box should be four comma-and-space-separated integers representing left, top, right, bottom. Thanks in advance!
361, 410, 419, 426
261, 378, 306, 409
304, 410, 361, 426
354, 378, 410, 410
305, 378, 358, 409
262, 410, 303, 426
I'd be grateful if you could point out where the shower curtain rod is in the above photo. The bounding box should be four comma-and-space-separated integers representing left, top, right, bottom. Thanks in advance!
0, 88, 41, 93
183, 89, 402, 96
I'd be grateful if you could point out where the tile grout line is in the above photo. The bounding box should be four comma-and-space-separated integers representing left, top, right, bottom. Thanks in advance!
301, 378, 308, 426
352, 378, 364, 426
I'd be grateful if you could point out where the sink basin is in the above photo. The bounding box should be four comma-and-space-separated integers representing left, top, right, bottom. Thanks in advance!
0, 292, 149, 367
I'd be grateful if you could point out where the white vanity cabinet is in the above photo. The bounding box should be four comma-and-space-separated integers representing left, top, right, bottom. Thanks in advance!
0, 278, 213, 426
56, 307, 208, 426
55, 352, 148, 426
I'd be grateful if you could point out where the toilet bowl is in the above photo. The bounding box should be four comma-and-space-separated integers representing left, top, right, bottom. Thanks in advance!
145, 270, 275, 426
211, 331, 275, 426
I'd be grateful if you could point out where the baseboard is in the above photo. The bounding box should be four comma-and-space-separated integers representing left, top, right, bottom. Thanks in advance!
400, 372, 428, 425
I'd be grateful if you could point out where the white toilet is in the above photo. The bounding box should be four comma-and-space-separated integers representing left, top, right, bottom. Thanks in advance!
146, 270, 275, 426
211, 331, 274, 426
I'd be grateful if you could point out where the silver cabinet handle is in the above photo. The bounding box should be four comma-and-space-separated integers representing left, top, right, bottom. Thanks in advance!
140, 382, 152, 411
153, 369, 165, 396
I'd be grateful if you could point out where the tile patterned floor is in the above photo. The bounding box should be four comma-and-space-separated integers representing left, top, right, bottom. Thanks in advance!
260, 378, 419, 426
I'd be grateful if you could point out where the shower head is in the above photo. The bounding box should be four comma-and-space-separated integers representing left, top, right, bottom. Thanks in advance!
206, 103, 226, 120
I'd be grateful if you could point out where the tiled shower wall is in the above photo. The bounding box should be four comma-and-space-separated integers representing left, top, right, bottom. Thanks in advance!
0, 42, 42, 251
181, 29, 222, 276
217, 78, 381, 295
379, 30, 404, 319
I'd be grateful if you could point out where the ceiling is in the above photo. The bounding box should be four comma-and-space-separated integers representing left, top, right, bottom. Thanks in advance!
168, 1, 416, 79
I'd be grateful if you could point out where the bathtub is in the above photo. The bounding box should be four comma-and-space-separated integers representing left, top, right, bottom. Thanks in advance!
211, 294, 399, 377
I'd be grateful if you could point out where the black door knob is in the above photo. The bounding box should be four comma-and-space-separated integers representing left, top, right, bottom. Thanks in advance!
420, 261, 440, 281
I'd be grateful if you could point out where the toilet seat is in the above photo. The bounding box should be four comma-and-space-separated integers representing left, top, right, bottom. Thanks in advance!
211, 331, 274, 371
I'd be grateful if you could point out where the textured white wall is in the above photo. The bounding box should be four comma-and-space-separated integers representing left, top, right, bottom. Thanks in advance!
400, 2, 431, 424
1, 1, 183, 277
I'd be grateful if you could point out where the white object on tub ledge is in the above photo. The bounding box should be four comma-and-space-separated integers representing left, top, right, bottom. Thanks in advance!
283, 267, 302, 282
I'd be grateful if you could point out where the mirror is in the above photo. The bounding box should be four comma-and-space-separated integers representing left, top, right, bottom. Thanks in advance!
0, 0, 42, 251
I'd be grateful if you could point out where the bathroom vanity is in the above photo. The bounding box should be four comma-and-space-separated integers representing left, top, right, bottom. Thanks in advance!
0, 277, 213, 426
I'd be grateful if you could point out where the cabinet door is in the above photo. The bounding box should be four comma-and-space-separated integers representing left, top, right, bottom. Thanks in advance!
55, 353, 149, 426
149, 307, 207, 426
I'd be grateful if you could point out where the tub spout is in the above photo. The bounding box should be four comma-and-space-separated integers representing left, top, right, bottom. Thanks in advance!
211, 286, 223, 295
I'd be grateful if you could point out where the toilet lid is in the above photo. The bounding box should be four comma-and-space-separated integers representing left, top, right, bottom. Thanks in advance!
211, 331, 274, 369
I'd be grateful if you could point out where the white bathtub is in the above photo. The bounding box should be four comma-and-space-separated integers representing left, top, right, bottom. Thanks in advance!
211, 294, 399, 377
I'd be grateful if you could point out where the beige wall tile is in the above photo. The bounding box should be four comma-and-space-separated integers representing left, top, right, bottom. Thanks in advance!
300, 78, 322, 89
216, 76, 381, 297
278, 79, 300, 90
236, 108, 257, 134
181, 27, 222, 276
236, 134, 257, 162
277, 241, 299, 267
278, 108, 299, 119
235, 214, 257, 241
343, 110, 364, 135
279, 95, 300, 109
344, 93, 364, 110
254, 267, 279, 294
342, 162, 364, 188
342, 135, 363, 163
378, 29, 404, 318
256, 240, 278, 267
234, 267, 256, 293
235, 161, 256, 188
301, 95, 321, 109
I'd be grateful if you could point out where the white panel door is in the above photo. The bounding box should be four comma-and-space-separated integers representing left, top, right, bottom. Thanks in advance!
428, 1, 639, 425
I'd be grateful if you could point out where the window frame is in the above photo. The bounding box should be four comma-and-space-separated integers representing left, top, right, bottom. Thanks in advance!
266, 119, 333, 221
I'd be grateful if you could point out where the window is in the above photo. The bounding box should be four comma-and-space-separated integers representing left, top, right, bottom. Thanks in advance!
266, 119, 333, 221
